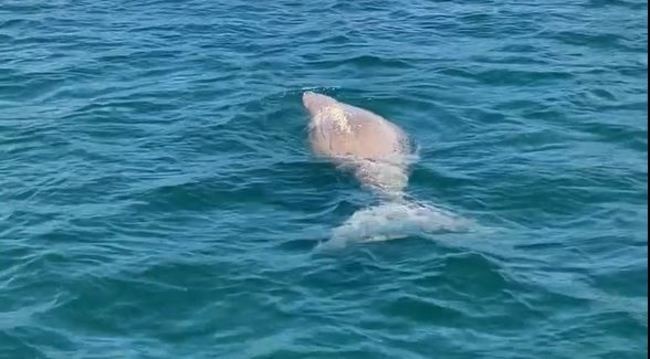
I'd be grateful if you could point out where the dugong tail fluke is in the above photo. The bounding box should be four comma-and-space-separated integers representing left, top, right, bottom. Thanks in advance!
302, 91, 467, 249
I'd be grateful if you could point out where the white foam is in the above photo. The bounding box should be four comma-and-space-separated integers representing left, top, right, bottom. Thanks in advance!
317, 200, 471, 250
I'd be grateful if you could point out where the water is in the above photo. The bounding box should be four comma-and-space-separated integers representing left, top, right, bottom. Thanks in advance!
1, 0, 647, 357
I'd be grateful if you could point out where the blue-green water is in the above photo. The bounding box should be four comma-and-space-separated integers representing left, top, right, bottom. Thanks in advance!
1, 0, 647, 358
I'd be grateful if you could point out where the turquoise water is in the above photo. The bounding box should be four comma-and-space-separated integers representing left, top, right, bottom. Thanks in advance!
1, 0, 647, 357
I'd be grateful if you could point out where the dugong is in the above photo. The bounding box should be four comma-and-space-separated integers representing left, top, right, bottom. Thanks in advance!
303, 91, 412, 196
302, 91, 467, 248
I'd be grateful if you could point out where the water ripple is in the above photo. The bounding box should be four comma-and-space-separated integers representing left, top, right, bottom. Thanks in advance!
1, 0, 647, 357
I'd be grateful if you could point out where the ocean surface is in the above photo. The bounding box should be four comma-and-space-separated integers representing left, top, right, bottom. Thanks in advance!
1, 0, 647, 358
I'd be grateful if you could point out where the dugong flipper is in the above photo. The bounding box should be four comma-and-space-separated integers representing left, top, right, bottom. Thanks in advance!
302, 91, 467, 248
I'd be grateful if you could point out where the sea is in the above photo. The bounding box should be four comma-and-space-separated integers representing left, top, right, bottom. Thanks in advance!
1, 0, 647, 358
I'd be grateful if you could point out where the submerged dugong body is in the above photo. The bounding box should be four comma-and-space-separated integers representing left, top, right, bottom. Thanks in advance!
303, 91, 412, 195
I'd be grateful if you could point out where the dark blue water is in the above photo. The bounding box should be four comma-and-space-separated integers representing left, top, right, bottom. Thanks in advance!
1, 1, 647, 358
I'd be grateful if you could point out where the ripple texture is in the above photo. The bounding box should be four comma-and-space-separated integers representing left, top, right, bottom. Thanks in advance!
1, 0, 647, 358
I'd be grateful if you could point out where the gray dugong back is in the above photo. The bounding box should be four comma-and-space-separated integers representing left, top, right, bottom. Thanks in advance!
302, 91, 412, 196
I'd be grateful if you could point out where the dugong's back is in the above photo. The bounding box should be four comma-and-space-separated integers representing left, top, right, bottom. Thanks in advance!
303, 92, 410, 162
340, 103, 410, 159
